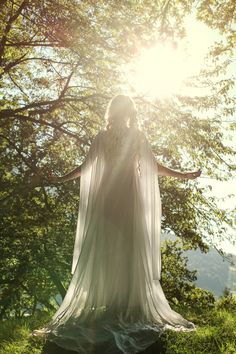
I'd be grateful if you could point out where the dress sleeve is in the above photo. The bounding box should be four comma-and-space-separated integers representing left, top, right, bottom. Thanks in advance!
137, 130, 162, 281
138, 131, 157, 165
71, 130, 105, 274
82, 130, 103, 168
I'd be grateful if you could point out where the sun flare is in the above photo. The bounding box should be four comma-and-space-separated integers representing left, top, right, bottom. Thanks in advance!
124, 16, 217, 98
134, 41, 185, 97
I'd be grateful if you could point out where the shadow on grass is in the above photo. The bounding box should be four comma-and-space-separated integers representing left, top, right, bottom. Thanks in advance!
42, 341, 77, 354
42, 336, 167, 354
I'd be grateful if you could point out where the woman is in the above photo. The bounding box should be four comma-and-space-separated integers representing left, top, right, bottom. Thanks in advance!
32, 95, 201, 353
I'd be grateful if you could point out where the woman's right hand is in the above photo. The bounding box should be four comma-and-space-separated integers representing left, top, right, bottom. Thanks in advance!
183, 169, 202, 179
28, 172, 63, 187
46, 173, 62, 183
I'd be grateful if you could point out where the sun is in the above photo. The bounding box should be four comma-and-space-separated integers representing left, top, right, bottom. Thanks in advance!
133, 41, 186, 97
124, 16, 218, 98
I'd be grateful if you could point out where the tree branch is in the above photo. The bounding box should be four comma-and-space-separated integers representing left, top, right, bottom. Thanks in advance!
5, 114, 86, 142
2, 57, 71, 76
0, 0, 28, 62
0, 94, 108, 118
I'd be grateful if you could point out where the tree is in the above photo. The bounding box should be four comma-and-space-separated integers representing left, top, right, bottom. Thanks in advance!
161, 239, 215, 311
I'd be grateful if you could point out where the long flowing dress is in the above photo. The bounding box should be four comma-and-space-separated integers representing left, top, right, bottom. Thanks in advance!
35, 126, 195, 353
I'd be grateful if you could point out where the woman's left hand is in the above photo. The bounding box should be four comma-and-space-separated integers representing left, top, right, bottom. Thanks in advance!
183, 169, 202, 179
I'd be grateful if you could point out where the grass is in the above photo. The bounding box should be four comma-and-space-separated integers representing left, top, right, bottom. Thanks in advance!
0, 312, 49, 354
0, 307, 235, 354
164, 310, 236, 353
163, 306, 236, 354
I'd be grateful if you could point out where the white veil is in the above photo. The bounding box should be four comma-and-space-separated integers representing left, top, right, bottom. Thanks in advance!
71, 130, 105, 275
137, 131, 162, 280
71, 128, 162, 281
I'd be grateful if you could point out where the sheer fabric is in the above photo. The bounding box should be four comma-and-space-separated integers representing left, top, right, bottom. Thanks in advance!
34, 127, 195, 353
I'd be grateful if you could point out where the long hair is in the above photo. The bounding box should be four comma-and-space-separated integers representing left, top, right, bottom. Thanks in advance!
104, 94, 139, 130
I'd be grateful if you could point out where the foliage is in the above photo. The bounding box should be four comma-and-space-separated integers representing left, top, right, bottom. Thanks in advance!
0, 0, 235, 318
161, 240, 197, 302
216, 287, 236, 312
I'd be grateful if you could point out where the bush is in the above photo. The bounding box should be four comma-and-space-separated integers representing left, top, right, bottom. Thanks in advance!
184, 287, 216, 311
216, 292, 236, 311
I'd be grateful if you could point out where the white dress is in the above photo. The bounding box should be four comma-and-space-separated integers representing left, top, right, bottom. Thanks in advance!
35, 126, 195, 353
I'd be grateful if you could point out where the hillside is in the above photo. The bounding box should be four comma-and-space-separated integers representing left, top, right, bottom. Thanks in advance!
162, 233, 236, 298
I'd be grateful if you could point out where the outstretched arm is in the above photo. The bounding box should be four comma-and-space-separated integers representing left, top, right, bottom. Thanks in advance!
29, 160, 87, 187
156, 162, 201, 180
49, 163, 84, 183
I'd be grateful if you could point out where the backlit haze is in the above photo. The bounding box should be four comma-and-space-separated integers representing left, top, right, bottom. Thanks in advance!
123, 15, 236, 255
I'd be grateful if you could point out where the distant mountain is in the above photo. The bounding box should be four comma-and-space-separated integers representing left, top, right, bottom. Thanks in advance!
161, 233, 236, 298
